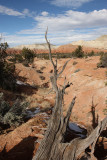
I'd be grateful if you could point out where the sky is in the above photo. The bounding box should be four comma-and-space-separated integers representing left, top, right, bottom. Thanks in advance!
0, 0, 107, 47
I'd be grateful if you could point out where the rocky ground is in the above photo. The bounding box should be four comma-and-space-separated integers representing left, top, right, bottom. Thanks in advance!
0, 55, 107, 160
15, 56, 107, 126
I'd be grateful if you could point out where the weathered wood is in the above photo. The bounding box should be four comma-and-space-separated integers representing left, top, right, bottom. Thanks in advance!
33, 29, 107, 160
57, 59, 71, 78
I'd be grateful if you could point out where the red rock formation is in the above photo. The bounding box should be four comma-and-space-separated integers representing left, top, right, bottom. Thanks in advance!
0, 56, 106, 160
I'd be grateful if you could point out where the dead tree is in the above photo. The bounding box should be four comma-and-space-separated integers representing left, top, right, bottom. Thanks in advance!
33, 28, 107, 160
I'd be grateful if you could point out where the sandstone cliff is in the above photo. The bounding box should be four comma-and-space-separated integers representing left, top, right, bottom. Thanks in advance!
72, 35, 107, 49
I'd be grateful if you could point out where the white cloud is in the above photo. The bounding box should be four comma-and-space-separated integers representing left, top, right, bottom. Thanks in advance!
51, 0, 93, 8
4, 34, 45, 47
41, 11, 49, 16
19, 9, 107, 34
22, 9, 31, 17
0, 5, 23, 16
5, 27, 107, 47
0, 5, 35, 17
4, 9, 107, 46
22, 9, 36, 17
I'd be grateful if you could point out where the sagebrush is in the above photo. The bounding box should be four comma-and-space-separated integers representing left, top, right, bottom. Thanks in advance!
0, 93, 28, 128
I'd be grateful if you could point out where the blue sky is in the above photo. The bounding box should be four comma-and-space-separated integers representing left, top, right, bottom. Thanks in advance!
0, 0, 107, 47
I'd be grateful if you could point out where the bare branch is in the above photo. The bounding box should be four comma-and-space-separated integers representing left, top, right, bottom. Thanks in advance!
75, 116, 107, 158
45, 28, 58, 92
50, 76, 58, 92
57, 59, 71, 78
62, 81, 73, 95
55, 54, 58, 70
0, 33, 2, 42
45, 27, 56, 69
60, 96, 76, 137
61, 116, 107, 160
64, 96, 76, 122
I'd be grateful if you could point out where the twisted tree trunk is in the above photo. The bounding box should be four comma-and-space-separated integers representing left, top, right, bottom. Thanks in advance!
33, 28, 107, 160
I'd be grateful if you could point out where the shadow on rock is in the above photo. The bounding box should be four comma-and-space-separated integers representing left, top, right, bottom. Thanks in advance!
0, 136, 37, 160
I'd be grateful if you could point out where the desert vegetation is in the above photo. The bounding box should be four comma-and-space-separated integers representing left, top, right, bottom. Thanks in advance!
72, 45, 84, 58
0, 40, 16, 90
97, 52, 107, 68
7, 43, 107, 62
9, 47, 36, 67
0, 93, 28, 133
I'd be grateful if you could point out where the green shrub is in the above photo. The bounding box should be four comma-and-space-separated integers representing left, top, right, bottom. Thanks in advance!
0, 93, 10, 123
15, 54, 23, 63
8, 54, 23, 63
0, 42, 8, 60
97, 52, 107, 68
87, 51, 95, 57
21, 47, 35, 63
3, 112, 22, 127
98, 51, 105, 56
0, 93, 28, 127
0, 42, 16, 90
0, 61, 16, 90
36, 53, 73, 59
72, 46, 84, 58
3, 99, 28, 127
22, 60, 29, 67
9, 48, 36, 66
8, 57, 16, 63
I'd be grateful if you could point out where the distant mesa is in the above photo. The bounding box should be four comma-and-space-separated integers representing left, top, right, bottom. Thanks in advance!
13, 43, 59, 50
95, 35, 107, 41
12, 35, 107, 53
71, 35, 107, 49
